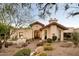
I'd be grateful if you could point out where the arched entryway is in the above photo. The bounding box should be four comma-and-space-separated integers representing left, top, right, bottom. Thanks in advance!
34, 30, 40, 39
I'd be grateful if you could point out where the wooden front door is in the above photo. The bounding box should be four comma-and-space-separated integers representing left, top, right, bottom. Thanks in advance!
34, 30, 39, 39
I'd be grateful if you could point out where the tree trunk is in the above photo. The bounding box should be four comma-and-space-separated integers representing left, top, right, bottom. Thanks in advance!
4, 34, 8, 48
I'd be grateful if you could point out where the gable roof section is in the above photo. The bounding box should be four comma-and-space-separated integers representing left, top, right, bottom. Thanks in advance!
40, 22, 68, 30
30, 21, 45, 27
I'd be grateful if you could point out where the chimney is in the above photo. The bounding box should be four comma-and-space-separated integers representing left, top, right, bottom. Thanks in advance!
49, 18, 58, 24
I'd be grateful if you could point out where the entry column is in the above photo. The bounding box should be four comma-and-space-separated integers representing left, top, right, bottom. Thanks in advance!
61, 31, 64, 41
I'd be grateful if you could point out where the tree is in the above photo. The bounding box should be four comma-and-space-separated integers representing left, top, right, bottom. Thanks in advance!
0, 23, 10, 49
72, 31, 79, 47
0, 3, 79, 26
0, 3, 35, 38
36, 3, 79, 19
0, 3, 34, 27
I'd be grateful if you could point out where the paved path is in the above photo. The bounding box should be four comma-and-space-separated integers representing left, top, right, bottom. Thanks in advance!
26, 40, 39, 51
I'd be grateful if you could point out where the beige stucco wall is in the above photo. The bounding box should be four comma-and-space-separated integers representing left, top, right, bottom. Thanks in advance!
31, 24, 43, 38
10, 24, 43, 40
50, 25, 64, 41
10, 29, 18, 39
10, 28, 32, 40
41, 25, 64, 41
50, 25, 58, 38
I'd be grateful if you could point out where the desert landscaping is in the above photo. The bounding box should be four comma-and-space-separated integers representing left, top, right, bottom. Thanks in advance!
0, 39, 79, 56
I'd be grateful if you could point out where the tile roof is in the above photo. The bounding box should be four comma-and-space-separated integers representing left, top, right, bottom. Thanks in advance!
40, 22, 68, 30
30, 21, 45, 27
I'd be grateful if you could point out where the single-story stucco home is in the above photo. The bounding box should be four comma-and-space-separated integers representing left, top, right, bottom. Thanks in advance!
10, 18, 79, 42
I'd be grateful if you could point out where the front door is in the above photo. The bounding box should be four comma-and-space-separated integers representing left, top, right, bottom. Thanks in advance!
34, 30, 40, 39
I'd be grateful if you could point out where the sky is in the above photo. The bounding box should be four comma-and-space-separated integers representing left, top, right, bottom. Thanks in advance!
30, 3, 79, 28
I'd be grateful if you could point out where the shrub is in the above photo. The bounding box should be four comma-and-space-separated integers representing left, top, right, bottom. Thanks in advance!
7, 42, 13, 46
44, 43, 51, 46
22, 43, 28, 47
44, 46, 53, 51
31, 52, 47, 56
52, 35, 57, 41
58, 38, 60, 42
5, 42, 9, 48
47, 38, 52, 43
0, 45, 2, 49
31, 52, 37, 56
36, 53, 47, 56
72, 32, 79, 47
28, 41, 30, 44
32, 38, 35, 41
4, 42, 13, 48
26, 39, 31, 44
26, 39, 29, 42
0, 41, 3, 49
37, 42, 44, 46
14, 48, 31, 56
29, 38, 33, 42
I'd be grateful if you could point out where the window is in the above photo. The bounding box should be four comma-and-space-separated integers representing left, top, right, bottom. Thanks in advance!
64, 33, 72, 38
64, 33, 72, 40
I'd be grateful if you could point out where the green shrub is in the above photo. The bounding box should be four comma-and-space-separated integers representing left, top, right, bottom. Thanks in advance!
47, 38, 52, 43
52, 35, 57, 41
44, 43, 51, 46
31, 52, 37, 56
44, 46, 53, 51
36, 53, 47, 56
71, 32, 79, 47
14, 48, 31, 56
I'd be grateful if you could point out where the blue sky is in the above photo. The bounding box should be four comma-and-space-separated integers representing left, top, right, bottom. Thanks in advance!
30, 3, 79, 28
